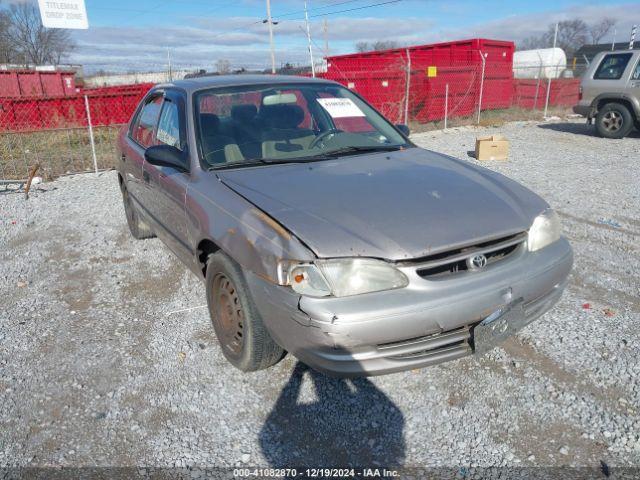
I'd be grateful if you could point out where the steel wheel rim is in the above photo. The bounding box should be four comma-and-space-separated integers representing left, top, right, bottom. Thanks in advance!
213, 273, 244, 356
602, 111, 623, 132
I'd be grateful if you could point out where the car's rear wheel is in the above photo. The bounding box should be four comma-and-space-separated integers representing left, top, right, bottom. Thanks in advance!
205, 252, 284, 371
595, 103, 633, 139
120, 181, 155, 239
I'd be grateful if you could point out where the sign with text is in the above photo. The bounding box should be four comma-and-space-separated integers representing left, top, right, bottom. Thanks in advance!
317, 98, 365, 118
38, 0, 89, 29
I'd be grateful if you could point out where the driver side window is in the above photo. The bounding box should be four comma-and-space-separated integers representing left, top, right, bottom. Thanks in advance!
156, 100, 183, 150
131, 95, 163, 148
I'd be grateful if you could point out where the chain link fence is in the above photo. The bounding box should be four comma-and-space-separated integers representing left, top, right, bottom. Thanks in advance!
319, 51, 581, 128
0, 56, 582, 182
0, 84, 151, 182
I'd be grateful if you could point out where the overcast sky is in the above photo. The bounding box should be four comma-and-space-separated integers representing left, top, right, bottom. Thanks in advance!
22, 0, 640, 73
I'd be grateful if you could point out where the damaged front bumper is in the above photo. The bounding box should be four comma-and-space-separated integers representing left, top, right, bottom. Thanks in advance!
246, 237, 573, 377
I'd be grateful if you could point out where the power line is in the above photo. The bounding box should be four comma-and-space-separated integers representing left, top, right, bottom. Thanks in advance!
308, 0, 403, 19
272, 0, 363, 20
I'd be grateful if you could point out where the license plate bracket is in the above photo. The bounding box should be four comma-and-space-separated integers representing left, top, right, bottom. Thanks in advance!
473, 299, 526, 354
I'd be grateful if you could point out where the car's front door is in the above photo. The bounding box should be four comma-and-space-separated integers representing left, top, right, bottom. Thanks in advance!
123, 93, 163, 217
142, 89, 192, 265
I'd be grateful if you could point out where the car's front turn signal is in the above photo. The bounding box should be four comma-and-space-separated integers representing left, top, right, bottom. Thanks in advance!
277, 258, 408, 298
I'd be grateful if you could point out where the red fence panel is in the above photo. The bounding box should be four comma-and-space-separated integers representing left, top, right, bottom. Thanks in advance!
0, 83, 152, 132
513, 79, 580, 109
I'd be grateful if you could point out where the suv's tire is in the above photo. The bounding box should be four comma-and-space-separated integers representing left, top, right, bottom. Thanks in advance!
120, 182, 155, 239
595, 103, 634, 139
205, 252, 285, 371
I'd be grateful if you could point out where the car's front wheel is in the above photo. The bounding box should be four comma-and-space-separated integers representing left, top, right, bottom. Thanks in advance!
595, 102, 634, 139
205, 252, 285, 371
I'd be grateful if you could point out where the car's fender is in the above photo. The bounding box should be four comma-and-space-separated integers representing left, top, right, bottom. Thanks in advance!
185, 174, 315, 283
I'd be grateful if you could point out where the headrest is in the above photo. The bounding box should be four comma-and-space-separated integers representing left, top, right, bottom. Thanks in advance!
260, 104, 305, 129
200, 113, 220, 133
231, 104, 257, 123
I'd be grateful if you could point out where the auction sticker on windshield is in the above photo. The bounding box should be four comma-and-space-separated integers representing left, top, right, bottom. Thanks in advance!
317, 98, 365, 118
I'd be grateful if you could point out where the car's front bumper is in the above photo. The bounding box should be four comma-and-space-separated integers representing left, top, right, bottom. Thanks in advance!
246, 237, 573, 377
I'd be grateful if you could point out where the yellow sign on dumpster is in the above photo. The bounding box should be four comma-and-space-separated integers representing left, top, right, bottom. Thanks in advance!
427, 66, 437, 77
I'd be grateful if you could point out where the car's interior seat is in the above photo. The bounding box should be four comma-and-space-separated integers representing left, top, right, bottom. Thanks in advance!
230, 104, 262, 159
258, 104, 315, 158
199, 113, 244, 164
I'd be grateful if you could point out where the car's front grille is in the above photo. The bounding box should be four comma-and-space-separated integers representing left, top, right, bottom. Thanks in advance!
377, 325, 474, 360
408, 232, 527, 280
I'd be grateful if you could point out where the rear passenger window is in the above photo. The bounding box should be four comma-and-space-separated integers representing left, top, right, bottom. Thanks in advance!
156, 100, 182, 149
131, 96, 163, 147
632, 60, 640, 81
594, 53, 633, 80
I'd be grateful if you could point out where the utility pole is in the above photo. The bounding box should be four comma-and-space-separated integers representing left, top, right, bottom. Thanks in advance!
630, 25, 637, 50
266, 0, 276, 74
611, 28, 616, 51
304, 1, 315, 77
543, 22, 558, 119
323, 19, 329, 57
167, 47, 173, 82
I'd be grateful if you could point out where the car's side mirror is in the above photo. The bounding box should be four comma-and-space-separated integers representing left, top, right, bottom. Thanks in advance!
144, 145, 188, 172
396, 124, 410, 136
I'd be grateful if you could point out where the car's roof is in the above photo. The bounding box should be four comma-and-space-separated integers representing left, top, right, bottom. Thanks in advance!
156, 74, 338, 94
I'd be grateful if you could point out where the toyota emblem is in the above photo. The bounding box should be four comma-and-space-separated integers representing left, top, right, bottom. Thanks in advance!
467, 254, 488, 271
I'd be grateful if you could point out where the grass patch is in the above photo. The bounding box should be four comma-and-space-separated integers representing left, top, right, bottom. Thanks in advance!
0, 126, 122, 180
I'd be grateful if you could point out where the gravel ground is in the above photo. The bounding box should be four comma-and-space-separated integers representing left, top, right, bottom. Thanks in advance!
1, 120, 639, 472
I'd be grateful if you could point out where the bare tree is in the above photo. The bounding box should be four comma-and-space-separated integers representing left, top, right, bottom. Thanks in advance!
544, 19, 588, 57
4, 3, 75, 66
589, 17, 616, 44
516, 18, 588, 56
355, 40, 400, 52
0, 9, 14, 63
355, 41, 370, 52
518, 35, 547, 51
216, 59, 231, 74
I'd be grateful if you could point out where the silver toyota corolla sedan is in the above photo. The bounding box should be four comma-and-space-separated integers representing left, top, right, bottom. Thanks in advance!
116, 75, 573, 377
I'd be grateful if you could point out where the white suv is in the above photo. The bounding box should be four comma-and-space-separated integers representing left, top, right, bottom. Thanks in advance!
573, 49, 640, 138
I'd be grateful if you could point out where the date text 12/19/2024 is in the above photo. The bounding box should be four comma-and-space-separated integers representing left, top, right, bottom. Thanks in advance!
233, 468, 400, 478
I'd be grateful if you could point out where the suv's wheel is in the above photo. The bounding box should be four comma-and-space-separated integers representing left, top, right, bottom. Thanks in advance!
120, 181, 155, 239
205, 252, 285, 371
595, 103, 634, 139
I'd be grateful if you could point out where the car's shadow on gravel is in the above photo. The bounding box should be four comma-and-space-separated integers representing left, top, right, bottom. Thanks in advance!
537, 122, 640, 138
259, 362, 405, 469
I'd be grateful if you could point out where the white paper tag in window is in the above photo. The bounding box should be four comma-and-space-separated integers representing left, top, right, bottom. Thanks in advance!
317, 98, 365, 118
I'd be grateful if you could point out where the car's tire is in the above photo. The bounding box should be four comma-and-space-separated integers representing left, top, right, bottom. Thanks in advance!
595, 103, 634, 139
120, 181, 155, 240
205, 251, 285, 371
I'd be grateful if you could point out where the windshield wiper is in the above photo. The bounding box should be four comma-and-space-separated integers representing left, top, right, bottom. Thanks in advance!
208, 145, 406, 170
322, 145, 405, 157
208, 156, 329, 170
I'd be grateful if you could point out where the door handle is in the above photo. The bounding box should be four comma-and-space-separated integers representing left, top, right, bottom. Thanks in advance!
143, 171, 150, 183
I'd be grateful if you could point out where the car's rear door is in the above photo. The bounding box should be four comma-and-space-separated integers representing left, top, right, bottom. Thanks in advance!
122, 93, 163, 218
142, 88, 192, 264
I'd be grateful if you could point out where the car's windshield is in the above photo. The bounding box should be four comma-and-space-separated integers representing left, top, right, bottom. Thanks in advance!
194, 82, 410, 168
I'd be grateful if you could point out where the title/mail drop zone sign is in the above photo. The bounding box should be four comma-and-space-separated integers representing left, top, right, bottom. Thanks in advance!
38, 0, 89, 29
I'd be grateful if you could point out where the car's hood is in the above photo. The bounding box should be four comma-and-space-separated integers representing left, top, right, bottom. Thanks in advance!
217, 148, 548, 260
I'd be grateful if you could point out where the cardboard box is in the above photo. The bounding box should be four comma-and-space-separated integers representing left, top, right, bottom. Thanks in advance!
475, 135, 509, 161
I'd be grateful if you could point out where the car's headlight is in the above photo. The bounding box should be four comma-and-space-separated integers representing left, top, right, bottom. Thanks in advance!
277, 258, 409, 297
528, 209, 561, 252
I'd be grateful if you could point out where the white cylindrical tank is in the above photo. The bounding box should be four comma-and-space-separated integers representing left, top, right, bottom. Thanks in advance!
513, 48, 567, 79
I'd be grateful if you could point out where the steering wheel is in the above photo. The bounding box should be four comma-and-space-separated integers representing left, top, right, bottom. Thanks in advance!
310, 129, 343, 149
